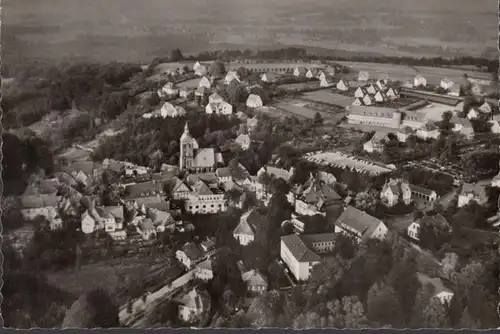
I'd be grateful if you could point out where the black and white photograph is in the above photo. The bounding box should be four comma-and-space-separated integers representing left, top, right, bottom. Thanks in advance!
1, 0, 500, 329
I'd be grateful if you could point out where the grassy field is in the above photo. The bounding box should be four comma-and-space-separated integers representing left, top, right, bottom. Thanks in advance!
3, 0, 496, 70
301, 90, 353, 108
338, 61, 492, 85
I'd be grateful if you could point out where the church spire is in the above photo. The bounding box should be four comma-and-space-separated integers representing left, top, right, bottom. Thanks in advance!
184, 121, 190, 133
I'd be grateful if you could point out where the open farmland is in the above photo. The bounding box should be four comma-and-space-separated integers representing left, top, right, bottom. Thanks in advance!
301, 90, 353, 108
338, 61, 492, 86
273, 99, 340, 123
304, 150, 394, 175
278, 81, 320, 91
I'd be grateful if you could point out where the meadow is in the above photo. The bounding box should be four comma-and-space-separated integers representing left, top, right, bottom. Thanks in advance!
3, 0, 497, 70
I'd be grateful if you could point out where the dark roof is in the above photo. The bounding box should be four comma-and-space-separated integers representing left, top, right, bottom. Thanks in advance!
335, 206, 385, 240
409, 184, 436, 197
181, 242, 204, 260
399, 88, 462, 106
124, 181, 165, 200
280, 234, 321, 262
20, 194, 59, 208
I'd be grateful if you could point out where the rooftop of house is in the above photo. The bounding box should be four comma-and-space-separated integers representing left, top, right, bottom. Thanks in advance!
335, 206, 384, 240
138, 218, 155, 231
460, 183, 488, 202
368, 131, 389, 143
302, 182, 342, 205
259, 166, 291, 182
64, 161, 100, 175
235, 133, 251, 143
398, 126, 415, 135
280, 234, 322, 262
20, 194, 59, 209
242, 269, 268, 287
450, 116, 473, 129
176, 288, 209, 310
234, 209, 266, 236
198, 258, 213, 271
180, 242, 204, 261
201, 237, 216, 250
409, 184, 436, 197
99, 206, 124, 222
124, 181, 165, 200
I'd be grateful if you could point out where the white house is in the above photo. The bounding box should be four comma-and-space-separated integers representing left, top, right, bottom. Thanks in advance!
176, 242, 204, 269
458, 183, 488, 208
224, 71, 240, 85
467, 108, 479, 120
416, 273, 454, 305
362, 94, 373, 106
193, 61, 201, 71
336, 79, 349, 91
235, 133, 251, 150
205, 101, 233, 115
306, 68, 319, 79
195, 259, 213, 281
335, 206, 388, 241
161, 102, 186, 118
366, 85, 378, 95
294, 67, 307, 77
176, 288, 209, 322
374, 91, 387, 103
385, 87, 398, 100
319, 73, 335, 87
414, 75, 427, 87
381, 179, 412, 207
478, 102, 492, 114
489, 120, 500, 134
20, 195, 62, 230
280, 233, 337, 281
233, 209, 265, 246
242, 269, 268, 294
261, 72, 278, 83
352, 98, 365, 107
198, 76, 212, 89
416, 123, 440, 140
246, 94, 263, 108
208, 92, 223, 104
440, 77, 455, 91
357, 71, 369, 81
408, 214, 449, 241
354, 87, 367, 98
376, 78, 388, 90
81, 210, 97, 234
195, 65, 208, 77
363, 131, 388, 153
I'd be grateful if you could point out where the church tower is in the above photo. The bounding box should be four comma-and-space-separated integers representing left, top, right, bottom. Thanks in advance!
179, 122, 198, 170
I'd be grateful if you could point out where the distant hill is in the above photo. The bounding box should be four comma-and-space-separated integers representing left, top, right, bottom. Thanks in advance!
2, 0, 496, 67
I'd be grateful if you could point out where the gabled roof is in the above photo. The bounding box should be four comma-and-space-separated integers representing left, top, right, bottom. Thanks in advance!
124, 181, 164, 200
460, 183, 488, 202
260, 166, 291, 182
171, 176, 191, 193
215, 167, 232, 178
177, 288, 209, 310
262, 72, 278, 81
235, 134, 251, 144
139, 218, 155, 231
64, 161, 99, 176
302, 183, 341, 205
191, 180, 214, 196
450, 116, 473, 129
180, 242, 204, 261
335, 206, 385, 240
100, 206, 124, 222
280, 234, 321, 262
234, 209, 265, 236
19, 194, 59, 209
398, 126, 414, 135
409, 184, 436, 197
242, 269, 268, 287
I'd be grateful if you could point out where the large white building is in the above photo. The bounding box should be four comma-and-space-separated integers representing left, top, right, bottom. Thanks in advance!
184, 179, 227, 214
335, 206, 388, 242
280, 233, 337, 281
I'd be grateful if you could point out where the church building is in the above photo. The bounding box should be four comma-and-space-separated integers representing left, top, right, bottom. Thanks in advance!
179, 122, 221, 172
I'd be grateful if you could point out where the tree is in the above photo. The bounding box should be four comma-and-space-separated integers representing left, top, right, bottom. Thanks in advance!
208, 60, 226, 78
341, 295, 368, 328
354, 190, 379, 214
366, 281, 404, 328
437, 111, 454, 136
314, 112, 323, 124
62, 288, 119, 328
458, 307, 480, 329
170, 48, 185, 62
421, 297, 450, 328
